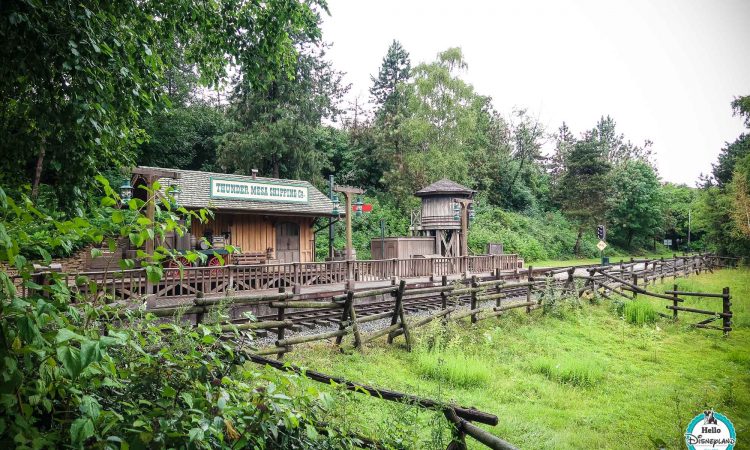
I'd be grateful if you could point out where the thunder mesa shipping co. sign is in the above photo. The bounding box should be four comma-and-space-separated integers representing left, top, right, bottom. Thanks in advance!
210, 178, 309, 204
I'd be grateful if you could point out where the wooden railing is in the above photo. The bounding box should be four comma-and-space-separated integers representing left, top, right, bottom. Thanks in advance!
21, 253, 523, 303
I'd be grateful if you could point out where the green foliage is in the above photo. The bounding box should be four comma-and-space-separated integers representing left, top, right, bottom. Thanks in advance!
217, 40, 347, 182
622, 299, 658, 325
0, 184, 350, 448
606, 160, 663, 249
138, 103, 231, 171
0, 0, 325, 207
468, 207, 600, 261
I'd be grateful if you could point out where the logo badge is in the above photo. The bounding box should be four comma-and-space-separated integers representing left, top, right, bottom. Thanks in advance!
685, 410, 736, 450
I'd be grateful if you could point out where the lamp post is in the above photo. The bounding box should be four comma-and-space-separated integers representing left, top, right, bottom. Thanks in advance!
333, 184, 365, 260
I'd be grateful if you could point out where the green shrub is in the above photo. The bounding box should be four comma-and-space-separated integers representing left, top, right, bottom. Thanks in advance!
531, 356, 603, 387
415, 351, 491, 388
623, 299, 658, 325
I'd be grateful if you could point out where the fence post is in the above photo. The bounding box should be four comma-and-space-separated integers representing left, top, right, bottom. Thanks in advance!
526, 267, 533, 313
276, 286, 286, 360
293, 262, 301, 294
660, 257, 665, 283
392, 258, 398, 285
566, 268, 574, 295
195, 291, 205, 325
336, 290, 354, 346
470, 276, 478, 323
672, 284, 678, 321
632, 272, 638, 299
441, 275, 448, 309
722, 287, 731, 335
429, 257, 435, 282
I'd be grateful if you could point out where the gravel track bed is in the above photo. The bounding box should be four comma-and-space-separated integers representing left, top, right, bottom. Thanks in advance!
252, 294, 530, 348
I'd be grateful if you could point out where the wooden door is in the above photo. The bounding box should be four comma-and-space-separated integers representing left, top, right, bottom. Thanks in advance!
276, 222, 300, 263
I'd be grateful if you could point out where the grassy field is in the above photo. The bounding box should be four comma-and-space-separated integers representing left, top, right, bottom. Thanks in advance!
283, 268, 749, 449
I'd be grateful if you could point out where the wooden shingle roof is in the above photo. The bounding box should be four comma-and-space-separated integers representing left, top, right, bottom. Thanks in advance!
139, 167, 338, 217
414, 179, 475, 197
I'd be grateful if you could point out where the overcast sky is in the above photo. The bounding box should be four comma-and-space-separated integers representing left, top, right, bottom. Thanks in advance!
320, 0, 750, 186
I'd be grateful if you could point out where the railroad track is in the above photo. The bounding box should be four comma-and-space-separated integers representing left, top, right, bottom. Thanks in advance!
231, 286, 536, 336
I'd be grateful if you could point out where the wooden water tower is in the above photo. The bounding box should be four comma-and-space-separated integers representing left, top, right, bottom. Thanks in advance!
412, 179, 475, 257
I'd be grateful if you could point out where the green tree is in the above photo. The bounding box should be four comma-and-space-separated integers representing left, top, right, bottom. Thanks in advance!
695, 95, 750, 256
660, 182, 697, 243
137, 104, 231, 170
556, 133, 612, 255
712, 96, 750, 186
217, 41, 347, 182
0, 0, 324, 206
606, 160, 663, 249
370, 40, 411, 120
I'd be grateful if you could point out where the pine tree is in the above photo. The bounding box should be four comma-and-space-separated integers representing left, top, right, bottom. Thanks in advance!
370, 40, 411, 120
556, 132, 612, 255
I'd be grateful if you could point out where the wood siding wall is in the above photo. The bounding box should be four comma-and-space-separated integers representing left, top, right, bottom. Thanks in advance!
370, 237, 436, 259
191, 212, 315, 262
420, 195, 461, 230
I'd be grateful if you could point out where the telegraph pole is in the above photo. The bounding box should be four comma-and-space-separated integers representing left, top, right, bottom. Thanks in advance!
328, 175, 335, 259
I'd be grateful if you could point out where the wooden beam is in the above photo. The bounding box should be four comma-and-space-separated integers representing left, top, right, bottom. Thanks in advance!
132, 167, 182, 179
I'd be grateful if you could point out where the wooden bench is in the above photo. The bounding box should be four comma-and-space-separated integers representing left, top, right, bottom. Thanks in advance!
233, 252, 267, 266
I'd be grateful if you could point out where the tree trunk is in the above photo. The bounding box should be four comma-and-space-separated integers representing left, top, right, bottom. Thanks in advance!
627, 230, 634, 249
31, 143, 46, 201
573, 226, 583, 256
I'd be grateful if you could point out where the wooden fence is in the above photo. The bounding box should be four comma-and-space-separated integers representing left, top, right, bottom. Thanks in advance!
17, 254, 521, 305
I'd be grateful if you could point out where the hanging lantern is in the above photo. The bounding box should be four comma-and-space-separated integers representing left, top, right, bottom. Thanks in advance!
331, 194, 340, 215
453, 201, 460, 221
119, 179, 133, 203
169, 184, 181, 207
355, 196, 364, 217
468, 203, 475, 221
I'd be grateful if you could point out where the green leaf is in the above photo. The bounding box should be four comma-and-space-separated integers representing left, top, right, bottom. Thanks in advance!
188, 427, 203, 442
79, 340, 101, 370
112, 210, 124, 224
56, 328, 83, 343
57, 345, 82, 378
70, 417, 95, 445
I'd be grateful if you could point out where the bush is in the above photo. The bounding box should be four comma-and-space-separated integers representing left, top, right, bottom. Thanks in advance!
623, 299, 658, 325
531, 356, 603, 387
0, 185, 351, 449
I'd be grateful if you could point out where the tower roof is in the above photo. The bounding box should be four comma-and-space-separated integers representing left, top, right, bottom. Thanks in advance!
414, 179, 475, 197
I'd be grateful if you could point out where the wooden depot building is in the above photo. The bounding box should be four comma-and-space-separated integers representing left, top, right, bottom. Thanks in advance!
134, 166, 338, 264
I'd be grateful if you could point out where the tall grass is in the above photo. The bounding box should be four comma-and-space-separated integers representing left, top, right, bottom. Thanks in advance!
531, 356, 603, 387
415, 351, 491, 388
623, 299, 658, 325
